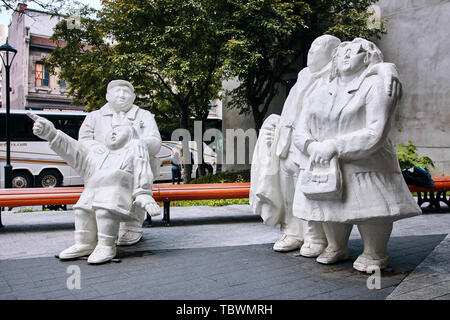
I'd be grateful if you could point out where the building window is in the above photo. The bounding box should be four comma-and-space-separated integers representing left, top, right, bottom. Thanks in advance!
36, 62, 49, 87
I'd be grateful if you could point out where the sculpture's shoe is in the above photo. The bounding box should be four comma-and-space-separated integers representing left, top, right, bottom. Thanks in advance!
116, 228, 143, 246
316, 247, 349, 264
353, 254, 388, 273
273, 234, 303, 252
58, 244, 96, 260
300, 242, 327, 258
87, 245, 117, 264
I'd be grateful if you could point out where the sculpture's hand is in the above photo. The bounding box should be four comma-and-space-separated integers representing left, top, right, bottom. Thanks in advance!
27, 112, 57, 141
134, 194, 161, 217
309, 141, 337, 166
371, 63, 402, 99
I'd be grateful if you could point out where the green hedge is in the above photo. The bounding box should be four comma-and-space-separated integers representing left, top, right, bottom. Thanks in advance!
189, 169, 250, 184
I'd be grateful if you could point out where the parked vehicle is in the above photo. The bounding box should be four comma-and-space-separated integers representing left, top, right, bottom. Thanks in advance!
0, 110, 217, 187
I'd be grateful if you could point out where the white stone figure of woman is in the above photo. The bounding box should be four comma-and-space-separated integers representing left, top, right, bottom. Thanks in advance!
251, 35, 341, 256
251, 34, 402, 259
292, 38, 421, 272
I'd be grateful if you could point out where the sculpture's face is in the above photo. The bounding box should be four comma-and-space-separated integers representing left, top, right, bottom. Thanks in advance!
106, 85, 135, 112
307, 38, 334, 73
337, 43, 368, 76
106, 125, 131, 150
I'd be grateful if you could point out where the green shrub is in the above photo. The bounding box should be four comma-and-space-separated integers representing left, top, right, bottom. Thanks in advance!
189, 169, 250, 184
396, 140, 435, 171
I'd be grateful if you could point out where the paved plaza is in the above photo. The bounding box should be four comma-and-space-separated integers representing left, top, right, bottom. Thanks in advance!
0, 204, 449, 300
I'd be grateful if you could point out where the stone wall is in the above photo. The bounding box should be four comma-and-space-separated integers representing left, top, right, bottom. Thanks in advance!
376, 0, 450, 175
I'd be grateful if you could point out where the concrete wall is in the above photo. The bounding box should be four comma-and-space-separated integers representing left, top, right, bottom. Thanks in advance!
221, 79, 290, 171
376, 0, 450, 175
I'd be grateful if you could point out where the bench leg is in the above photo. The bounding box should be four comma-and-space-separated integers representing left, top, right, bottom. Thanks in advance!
163, 201, 171, 227
417, 192, 425, 207
436, 191, 450, 210
0, 207, 3, 228
144, 213, 152, 228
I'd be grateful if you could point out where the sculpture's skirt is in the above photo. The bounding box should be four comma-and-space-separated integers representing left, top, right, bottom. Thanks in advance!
293, 167, 422, 224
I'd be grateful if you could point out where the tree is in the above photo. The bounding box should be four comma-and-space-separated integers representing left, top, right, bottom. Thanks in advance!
45, 0, 229, 182
0, 0, 85, 15
224, 0, 386, 130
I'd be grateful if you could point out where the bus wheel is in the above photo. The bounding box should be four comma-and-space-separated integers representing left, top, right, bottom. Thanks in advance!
37, 169, 62, 188
12, 171, 33, 188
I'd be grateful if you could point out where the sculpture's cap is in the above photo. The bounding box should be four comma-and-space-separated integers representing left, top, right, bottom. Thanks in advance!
107, 80, 134, 93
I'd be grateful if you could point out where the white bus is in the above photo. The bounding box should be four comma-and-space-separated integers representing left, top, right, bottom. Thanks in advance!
0, 110, 216, 188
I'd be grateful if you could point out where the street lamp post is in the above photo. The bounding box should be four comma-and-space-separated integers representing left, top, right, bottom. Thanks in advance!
0, 40, 17, 189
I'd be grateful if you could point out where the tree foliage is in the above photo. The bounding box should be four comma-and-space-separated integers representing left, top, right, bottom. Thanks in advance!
224, 0, 387, 129
0, 0, 86, 15
45, 0, 387, 181
45, 0, 230, 182
47, 1, 227, 128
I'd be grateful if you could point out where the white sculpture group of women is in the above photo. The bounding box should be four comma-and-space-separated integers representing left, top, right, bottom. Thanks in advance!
250, 35, 422, 272
29, 80, 162, 264
29, 35, 421, 271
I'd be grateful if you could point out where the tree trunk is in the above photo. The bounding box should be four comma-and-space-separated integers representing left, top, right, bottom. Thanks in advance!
252, 104, 264, 132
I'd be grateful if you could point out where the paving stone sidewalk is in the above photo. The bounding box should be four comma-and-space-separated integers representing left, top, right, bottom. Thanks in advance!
0, 205, 449, 300
386, 234, 450, 300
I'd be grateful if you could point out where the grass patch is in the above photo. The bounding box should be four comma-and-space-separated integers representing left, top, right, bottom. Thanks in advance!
13, 208, 51, 213
157, 198, 249, 207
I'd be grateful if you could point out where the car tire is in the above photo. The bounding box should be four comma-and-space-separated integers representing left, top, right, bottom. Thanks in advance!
12, 171, 33, 188
36, 169, 62, 188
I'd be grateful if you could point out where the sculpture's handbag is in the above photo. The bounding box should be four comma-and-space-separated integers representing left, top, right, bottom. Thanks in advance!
300, 156, 343, 200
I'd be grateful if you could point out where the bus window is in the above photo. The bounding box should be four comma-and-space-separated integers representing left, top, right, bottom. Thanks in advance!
46, 114, 86, 140
0, 114, 42, 141
0, 113, 86, 141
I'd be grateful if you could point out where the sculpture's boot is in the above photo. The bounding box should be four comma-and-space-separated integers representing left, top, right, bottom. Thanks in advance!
300, 221, 327, 258
117, 207, 145, 246
275, 158, 304, 252
316, 222, 352, 264
273, 234, 303, 252
87, 233, 117, 264
354, 223, 392, 272
88, 209, 119, 264
59, 230, 97, 260
275, 215, 304, 252
58, 209, 97, 260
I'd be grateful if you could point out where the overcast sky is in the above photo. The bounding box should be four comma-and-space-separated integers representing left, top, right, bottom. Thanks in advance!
0, 0, 101, 41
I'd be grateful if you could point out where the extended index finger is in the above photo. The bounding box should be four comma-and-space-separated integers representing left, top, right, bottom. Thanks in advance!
26, 112, 40, 122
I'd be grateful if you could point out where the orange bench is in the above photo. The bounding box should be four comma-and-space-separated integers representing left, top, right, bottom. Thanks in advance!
407, 176, 450, 210
1, 178, 449, 227
0, 183, 250, 227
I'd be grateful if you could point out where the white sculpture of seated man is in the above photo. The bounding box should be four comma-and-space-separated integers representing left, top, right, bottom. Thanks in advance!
28, 113, 161, 264
79, 80, 162, 246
